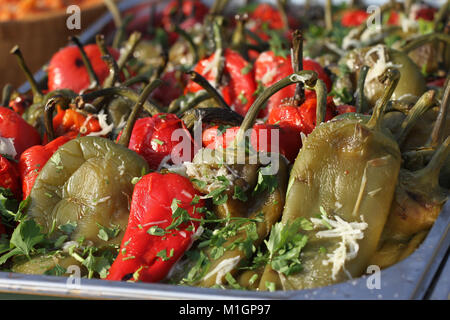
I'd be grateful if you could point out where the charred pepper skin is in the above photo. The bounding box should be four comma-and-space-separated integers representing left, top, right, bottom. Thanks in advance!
107, 172, 205, 283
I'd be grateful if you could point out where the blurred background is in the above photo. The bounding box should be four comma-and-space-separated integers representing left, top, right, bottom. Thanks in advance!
0, 0, 446, 90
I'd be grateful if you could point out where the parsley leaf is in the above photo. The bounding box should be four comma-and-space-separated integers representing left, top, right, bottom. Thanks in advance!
253, 166, 278, 195
264, 218, 309, 276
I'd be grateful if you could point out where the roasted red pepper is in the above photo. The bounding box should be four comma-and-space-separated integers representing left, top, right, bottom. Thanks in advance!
9, 94, 31, 116
47, 44, 120, 93
151, 71, 189, 107
162, 0, 209, 32
340, 9, 370, 27
52, 106, 102, 138
107, 172, 205, 282
123, 113, 195, 170
254, 51, 332, 117
336, 104, 357, 115
185, 49, 257, 116
18, 135, 72, 199
0, 155, 20, 199
267, 96, 336, 135
202, 123, 301, 163
0, 106, 41, 160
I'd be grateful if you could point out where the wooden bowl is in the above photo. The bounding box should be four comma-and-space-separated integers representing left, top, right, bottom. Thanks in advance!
0, 2, 110, 91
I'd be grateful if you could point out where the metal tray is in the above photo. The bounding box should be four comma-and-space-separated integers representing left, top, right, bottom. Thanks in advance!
9, 0, 450, 300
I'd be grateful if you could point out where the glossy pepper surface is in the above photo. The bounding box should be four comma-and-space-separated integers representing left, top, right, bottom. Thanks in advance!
124, 113, 195, 170
0, 106, 41, 160
202, 123, 301, 163
107, 172, 205, 282
185, 49, 257, 116
254, 51, 332, 117
0, 155, 20, 198
25, 136, 149, 246
47, 44, 120, 93
52, 106, 102, 138
260, 69, 402, 290
18, 135, 72, 199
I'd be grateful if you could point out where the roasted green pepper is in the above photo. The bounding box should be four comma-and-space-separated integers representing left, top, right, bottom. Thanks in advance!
260, 68, 402, 290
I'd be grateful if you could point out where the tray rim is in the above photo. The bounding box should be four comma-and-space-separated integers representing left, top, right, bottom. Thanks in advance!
11, 0, 450, 300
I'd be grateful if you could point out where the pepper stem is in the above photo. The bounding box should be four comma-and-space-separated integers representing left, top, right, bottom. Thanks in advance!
231, 14, 249, 61
405, 136, 450, 201
173, 24, 199, 65
434, 0, 449, 32
70, 36, 100, 90
324, 0, 333, 32
76, 86, 162, 116
428, 75, 450, 148
366, 68, 400, 131
315, 79, 327, 125
117, 79, 163, 147
182, 107, 243, 130
116, 31, 142, 73
169, 91, 211, 114
234, 70, 318, 146
1, 84, 13, 108
10, 45, 43, 103
396, 90, 436, 146
401, 33, 450, 53
356, 65, 369, 113
212, 16, 225, 87
292, 29, 305, 106
186, 71, 230, 109
43, 97, 58, 142
276, 0, 289, 33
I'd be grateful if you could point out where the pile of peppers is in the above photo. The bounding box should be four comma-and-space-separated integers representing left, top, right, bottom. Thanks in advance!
0, 0, 448, 292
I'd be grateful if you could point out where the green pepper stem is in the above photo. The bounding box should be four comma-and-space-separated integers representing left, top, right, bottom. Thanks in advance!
169, 91, 211, 114
409, 136, 450, 195
10, 45, 43, 103
401, 33, 450, 53
95, 34, 109, 57
117, 79, 163, 147
116, 31, 142, 73
182, 107, 243, 130
235, 70, 318, 146
428, 76, 450, 148
434, 0, 449, 32
43, 97, 58, 142
102, 55, 120, 88
292, 30, 305, 106
396, 90, 436, 146
43, 95, 70, 142
186, 71, 229, 109
356, 65, 369, 113
366, 68, 400, 131
103, 0, 122, 28
231, 14, 249, 61
315, 79, 327, 126
276, 0, 289, 33
174, 25, 199, 65
76, 86, 162, 116
212, 16, 225, 87
1, 84, 13, 108
324, 0, 333, 32
70, 36, 100, 90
